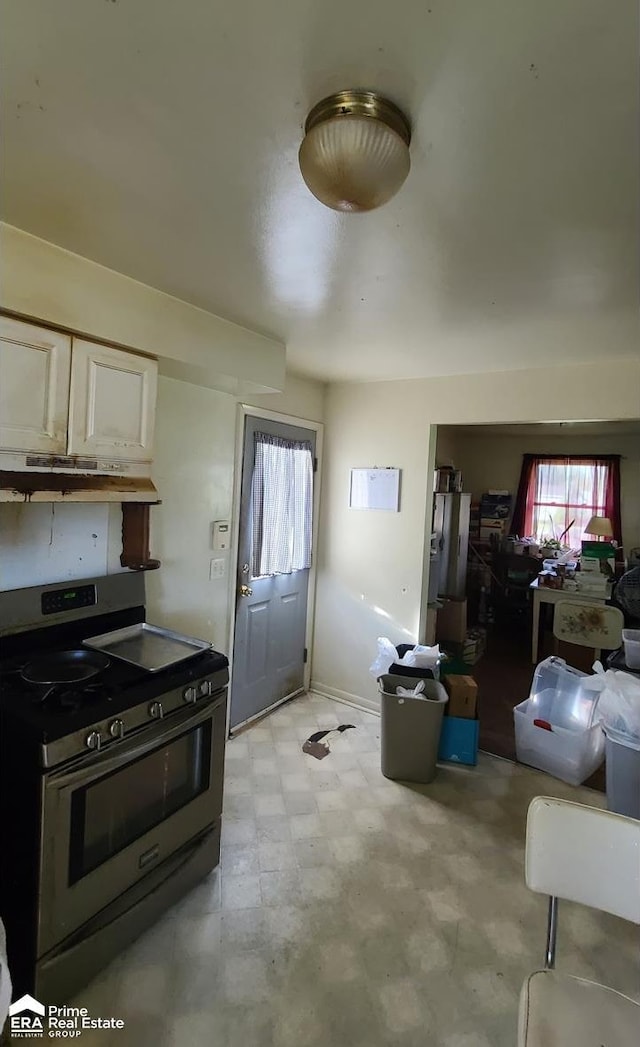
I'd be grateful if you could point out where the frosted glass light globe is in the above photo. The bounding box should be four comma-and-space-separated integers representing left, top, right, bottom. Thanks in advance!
299, 91, 411, 213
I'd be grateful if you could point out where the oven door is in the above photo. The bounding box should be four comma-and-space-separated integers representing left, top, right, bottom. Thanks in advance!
39, 692, 226, 954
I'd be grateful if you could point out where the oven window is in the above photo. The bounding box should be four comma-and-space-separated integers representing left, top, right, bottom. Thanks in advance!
69, 722, 211, 884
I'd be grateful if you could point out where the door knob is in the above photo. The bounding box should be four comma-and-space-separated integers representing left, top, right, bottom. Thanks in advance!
239, 584, 253, 597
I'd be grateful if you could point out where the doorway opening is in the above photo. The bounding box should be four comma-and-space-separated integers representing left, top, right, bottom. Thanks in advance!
430, 419, 640, 785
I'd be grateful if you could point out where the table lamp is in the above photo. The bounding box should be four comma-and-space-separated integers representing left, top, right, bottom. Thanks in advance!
585, 515, 613, 540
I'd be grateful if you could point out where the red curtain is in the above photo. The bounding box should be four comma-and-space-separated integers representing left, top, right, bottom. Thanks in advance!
604, 456, 622, 546
511, 454, 538, 538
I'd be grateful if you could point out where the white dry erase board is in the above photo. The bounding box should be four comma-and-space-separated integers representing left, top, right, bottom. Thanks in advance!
349, 468, 400, 511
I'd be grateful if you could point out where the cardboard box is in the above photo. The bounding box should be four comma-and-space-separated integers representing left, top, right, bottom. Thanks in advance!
461, 628, 487, 666
425, 607, 437, 646
443, 675, 478, 718
436, 598, 467, 644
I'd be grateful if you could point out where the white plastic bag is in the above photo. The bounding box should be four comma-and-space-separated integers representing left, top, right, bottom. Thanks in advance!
369, 637, 398, 678
584, 662, 640, 740
370, 638, 443, 680
403, 644, 442, 670
395, 680, 426, 699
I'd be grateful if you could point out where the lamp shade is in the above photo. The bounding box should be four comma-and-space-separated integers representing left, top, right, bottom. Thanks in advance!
585, 515, 613, 538
299, 91, 411, 213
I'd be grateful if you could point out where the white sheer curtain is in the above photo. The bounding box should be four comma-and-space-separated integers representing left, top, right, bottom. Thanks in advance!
530, 459, 609, 548
251, 432, 313, 577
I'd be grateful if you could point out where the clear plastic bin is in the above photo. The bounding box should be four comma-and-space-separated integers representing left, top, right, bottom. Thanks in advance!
528, 657, 596, 730
622, 629, 640, 671
514, 699, 604, 786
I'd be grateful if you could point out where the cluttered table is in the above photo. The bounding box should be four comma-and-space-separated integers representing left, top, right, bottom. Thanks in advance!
529, 578, 613, 663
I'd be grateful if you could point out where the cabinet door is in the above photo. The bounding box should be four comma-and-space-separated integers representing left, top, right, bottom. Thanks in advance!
0, 317, 71, 453
68, 340, 157, 462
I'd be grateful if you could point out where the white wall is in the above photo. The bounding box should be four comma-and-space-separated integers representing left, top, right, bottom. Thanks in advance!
144, 379, 237, 652
247, 373, 326, 425
441, 428, 640, 551
0, 223, 285, 392
0, 374, 325, 651
434, 427, 459, 468
145, 375, 325, 654
0, 223, 324, 641
0, 503, 123, 590
311, 359, 640, 708
312, 382, 435, 709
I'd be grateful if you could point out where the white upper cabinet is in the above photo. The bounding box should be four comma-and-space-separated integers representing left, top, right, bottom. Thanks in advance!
0, 320, 158, 471
0, 317, 71, 454
68, 339, 158, 463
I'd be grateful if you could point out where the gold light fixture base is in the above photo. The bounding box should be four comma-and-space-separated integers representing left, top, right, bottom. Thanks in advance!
304, 90, 411, 147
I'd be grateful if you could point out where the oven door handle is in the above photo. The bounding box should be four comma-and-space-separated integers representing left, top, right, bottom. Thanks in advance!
48, 698, 218, 789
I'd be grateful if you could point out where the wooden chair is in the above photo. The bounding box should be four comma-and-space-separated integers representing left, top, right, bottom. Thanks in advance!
519, 796, 640, 1046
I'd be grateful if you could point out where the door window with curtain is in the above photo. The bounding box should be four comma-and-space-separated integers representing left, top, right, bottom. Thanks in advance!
511, 454, 622, 549
251, 431, 313, 577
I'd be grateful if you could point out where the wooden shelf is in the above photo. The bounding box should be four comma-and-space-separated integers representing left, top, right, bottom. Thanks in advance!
121, 503, 161, 571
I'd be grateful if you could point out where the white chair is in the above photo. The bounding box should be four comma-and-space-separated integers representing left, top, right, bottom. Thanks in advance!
519, 796, 640, 1046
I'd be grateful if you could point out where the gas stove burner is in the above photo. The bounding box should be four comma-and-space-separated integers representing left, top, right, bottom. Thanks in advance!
34, 680, 113, 712
0, 666, 113, 712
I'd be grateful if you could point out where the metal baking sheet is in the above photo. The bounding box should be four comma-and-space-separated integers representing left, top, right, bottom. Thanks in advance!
83, 623, 212, 672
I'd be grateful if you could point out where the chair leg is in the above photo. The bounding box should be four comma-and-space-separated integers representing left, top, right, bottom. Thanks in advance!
545, 896, 558, 970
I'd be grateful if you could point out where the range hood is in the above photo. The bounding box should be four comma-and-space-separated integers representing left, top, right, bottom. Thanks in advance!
0, 471, 159, 503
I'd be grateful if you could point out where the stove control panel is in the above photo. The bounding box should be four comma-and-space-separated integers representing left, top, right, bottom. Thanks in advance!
42, 584, 97, 616
42, 668, 229, 768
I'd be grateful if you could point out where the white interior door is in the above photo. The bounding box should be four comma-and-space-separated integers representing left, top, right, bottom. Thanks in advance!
230, 415, 316, 731
68, 339, 157, 461
0, 317, 71, 454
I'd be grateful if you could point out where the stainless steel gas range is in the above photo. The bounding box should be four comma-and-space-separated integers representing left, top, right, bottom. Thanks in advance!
0, 573, 229, 1003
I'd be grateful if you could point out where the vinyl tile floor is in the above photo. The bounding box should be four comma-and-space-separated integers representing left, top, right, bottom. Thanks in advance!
71, 693, 638, 1047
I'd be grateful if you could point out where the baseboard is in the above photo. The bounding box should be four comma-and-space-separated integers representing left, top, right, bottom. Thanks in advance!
309, 681, 381, 716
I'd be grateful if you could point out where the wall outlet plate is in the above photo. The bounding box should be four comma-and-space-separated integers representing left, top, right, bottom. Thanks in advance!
210, 558, 225, 580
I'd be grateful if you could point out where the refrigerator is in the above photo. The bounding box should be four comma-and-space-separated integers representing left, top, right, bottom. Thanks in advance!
433, 493, 471, 599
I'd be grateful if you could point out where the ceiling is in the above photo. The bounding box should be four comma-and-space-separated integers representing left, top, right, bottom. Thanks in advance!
1, 0, 637, 383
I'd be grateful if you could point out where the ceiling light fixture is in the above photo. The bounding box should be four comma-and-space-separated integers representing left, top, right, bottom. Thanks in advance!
298, 90, 411, 213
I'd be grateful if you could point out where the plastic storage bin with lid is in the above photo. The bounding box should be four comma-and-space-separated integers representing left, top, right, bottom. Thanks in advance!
514, 657, 604, 786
